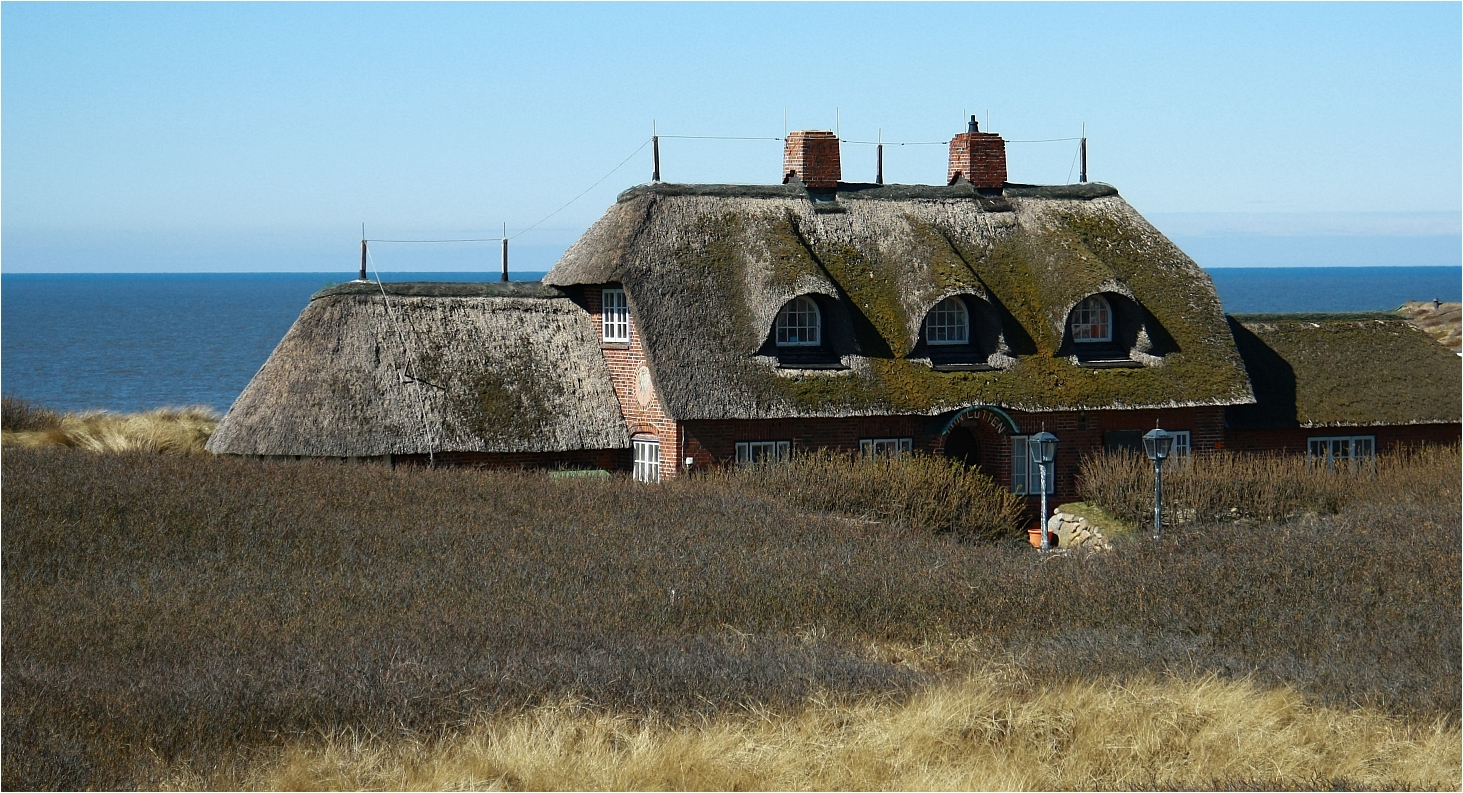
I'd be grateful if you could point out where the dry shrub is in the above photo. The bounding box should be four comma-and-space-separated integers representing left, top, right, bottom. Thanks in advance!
0, 403, 218, 453
3, 448, 1458, 789
193, 672, 1460, 791
697, 449, 1025, 539
1078, 444, 1461, 525
1, 394, 62, 432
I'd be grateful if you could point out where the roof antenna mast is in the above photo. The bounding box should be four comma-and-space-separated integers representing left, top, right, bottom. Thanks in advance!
1079, 122, 1088, 183
652, 120, 661, 183
501, 222, 509, 282
359, 223, 367, 281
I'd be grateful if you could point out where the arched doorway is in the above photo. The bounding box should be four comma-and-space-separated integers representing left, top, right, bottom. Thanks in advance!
944, 425, 981, 468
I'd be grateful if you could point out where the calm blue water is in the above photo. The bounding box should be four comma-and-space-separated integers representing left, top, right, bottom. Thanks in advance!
3, 267, 1458, 413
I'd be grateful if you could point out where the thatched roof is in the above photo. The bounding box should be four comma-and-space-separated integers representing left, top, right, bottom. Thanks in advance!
207, 282, 629, 456
1226, 313, 1462, 429
544, 181, 1253, 420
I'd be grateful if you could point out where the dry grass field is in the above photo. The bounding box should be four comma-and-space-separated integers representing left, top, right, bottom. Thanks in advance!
1, 395, 217, 453
2, 429, 1458, 789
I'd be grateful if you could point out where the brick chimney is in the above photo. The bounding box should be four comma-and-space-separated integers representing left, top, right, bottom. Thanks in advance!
947, 116, 1007, 188
782, 130, 841, 189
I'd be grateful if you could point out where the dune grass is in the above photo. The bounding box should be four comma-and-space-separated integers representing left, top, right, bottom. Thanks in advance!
192, 673, 1460, 791
1, 395, 217, 453
3, 443, 1459, 789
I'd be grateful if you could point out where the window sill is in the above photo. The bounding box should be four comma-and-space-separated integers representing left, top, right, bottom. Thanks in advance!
601, 342, 632, 350
776, 361, 849, 371
1076, 358, 1144, 369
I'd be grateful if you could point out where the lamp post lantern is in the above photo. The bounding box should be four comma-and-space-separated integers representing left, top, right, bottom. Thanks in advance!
1029, 431, 1059, 551
1142, 428, 1175, 540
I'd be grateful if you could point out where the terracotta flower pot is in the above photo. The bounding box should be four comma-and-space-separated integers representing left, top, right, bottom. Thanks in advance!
1027, 527, 1053, 548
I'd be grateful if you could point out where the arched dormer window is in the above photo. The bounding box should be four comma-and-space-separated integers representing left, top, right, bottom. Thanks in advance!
1071, 295, 1112, 343
775, 296, 821, 347
924, 297, 970, 345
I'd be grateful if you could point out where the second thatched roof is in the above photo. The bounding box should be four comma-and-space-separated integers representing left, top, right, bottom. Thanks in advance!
206, 282, 629, 457
1227, 313, 1461, 429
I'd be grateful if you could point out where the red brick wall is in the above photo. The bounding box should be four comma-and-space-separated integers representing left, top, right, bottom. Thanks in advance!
585, 285, 684, 479
1224, 423, 1461, 455
947, 132, 1008, 188
783, 130, 841, 189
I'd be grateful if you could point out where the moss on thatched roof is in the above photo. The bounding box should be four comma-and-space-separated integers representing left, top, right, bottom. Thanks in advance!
207, 290, 628, 456
1227, 314, 1461, 429
545, 181, 1252, 420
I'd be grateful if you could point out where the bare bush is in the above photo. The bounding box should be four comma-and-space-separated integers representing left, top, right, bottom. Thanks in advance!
2, 446, 1458, 789
1078, 444, 1461, 525
696, 449, 1025, 539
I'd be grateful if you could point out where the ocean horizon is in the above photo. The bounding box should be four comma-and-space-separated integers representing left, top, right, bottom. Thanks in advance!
4, 266, 1459, 414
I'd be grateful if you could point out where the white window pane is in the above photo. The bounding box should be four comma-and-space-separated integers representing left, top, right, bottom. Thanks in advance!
926, 297, 969, 345
1011, 435, 1028, 494
776, 296, 821, 347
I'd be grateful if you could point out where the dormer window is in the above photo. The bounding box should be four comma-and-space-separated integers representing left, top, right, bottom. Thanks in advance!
1071, 295, 1112, 343
775, 296, 821, 347
925, 297, 970, 345
602, 288, 630, 342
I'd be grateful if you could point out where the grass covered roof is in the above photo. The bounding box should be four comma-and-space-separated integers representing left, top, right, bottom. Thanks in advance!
207, 284, 629, 457
1226, 314, 1462, 429
544, 181, 1253, 420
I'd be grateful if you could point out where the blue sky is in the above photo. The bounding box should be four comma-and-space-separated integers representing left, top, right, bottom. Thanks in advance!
3, 2, 1459, 273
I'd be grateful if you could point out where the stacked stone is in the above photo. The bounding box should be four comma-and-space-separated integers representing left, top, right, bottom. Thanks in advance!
1046, 511, 1112, 552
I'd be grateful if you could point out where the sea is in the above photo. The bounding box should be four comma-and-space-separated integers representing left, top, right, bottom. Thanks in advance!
3, 266, 1459, 414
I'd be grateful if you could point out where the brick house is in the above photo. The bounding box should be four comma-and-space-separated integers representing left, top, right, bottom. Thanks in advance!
209, 121, 1460, 509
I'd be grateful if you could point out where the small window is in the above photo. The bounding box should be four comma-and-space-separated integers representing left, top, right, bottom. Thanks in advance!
1071, 295, 1112, 343
925, 297, 970, 345
1307, 435, 1375, 472
633, 436, 660, 482
1010, 435, 1055, 495
735, 440, 791, 464
860, 437, 913, 459
775, 296, 821, 347
602, 288, 630, 343
1172, 431, 1192, 458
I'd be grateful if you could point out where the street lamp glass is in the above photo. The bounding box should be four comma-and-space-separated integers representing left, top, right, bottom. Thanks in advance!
1143, 428, 1174, 461
1029, 431, 1058, 465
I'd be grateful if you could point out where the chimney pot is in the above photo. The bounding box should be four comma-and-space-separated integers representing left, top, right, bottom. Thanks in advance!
947, 125, 1007, 189
782, 130, 841, 189
968, 115, 979, 134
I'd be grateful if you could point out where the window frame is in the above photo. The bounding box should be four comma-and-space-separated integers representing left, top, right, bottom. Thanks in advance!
775, 296, 822, 348
1307, 435, 1376, 472
602, 288, 630, 343
735, 440, 792, 464
632, 435, 660, 482
1010, 434, 1056, 495
859, 437, 913, 459
924, 296, 970, 346
1071, 294, 1113, 343
1172, 430, 1192, 458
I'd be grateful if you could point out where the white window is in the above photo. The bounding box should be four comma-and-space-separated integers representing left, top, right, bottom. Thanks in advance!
1173, 430, 1192, 458
1308, 435, 1375, 471
860, 437, 913, 459
775, 296, 821, 347
1010, 435, 1056, 495
633, 436, 660, 482
602, 288, 630, 343
1071, 295, 1112, 342
735, 440, 791, 464
925, 297, 969, 345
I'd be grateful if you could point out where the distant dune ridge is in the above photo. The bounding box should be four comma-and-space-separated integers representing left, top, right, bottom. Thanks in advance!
1397, 300, 1462, 353
0, 396, 217, 453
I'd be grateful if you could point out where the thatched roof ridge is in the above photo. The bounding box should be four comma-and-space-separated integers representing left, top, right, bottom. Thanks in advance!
314, 281, 565, 300
545, 182, 1253, 420
1227, 314, 1461, 429
207, 292, 628, 456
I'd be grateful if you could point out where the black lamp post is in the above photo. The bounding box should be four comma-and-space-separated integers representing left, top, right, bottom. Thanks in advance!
1142, 427, 1175, 540
1029, 431, 1059, 551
